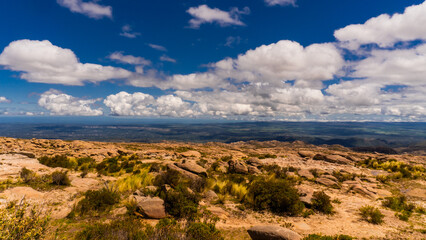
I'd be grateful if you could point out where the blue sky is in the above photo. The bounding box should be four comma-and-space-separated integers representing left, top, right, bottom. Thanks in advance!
0, 0, 425, 121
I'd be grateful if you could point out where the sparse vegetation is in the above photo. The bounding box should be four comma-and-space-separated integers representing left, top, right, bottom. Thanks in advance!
358, 158, 425, 180
303, 234, 354, 240
76, 217, 223, 240
18, 168, 70, 191
382, 195, 417, 221
0, 201, 50, 240
359, 205, 384, 224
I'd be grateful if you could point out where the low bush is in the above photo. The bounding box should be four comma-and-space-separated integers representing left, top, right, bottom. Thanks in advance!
0, 202, 50, 240
163, 184, 201, 220
359, 205, 384, 224
72, 186, 120, 216
51, 170, 71, 186
186, 220, 223, 240
20, 167, 36, 183
311, 191, 333, 214
246, 177, 303, 216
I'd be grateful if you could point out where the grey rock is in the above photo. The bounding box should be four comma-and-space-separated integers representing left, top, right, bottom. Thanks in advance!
133, 196, 166, 219
228, 160, 248, 174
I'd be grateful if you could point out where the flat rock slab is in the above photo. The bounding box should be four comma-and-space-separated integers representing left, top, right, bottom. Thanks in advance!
247, 225, 301, 240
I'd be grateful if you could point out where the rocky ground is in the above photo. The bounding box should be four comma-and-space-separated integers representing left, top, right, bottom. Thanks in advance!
0, 137, 425, 239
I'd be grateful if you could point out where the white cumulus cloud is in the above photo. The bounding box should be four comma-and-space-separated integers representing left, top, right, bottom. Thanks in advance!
335, 1, 426, 49
0, 39, 132, 85
187, 5, 250, 29
104, 91, 196, 117
57, 0, 112, 19
38, 89, 103, 116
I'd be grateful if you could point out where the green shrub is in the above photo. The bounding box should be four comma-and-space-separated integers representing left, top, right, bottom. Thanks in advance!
20, 167, 36, 183
246, 177, 303, 216
311, 191, 333, 214
382, 196, 415, 212
0, 202, 49, 240
163, 184, 200, 220
96, 154, 140, 175
38, 155, 75, 169
359, 205, 384, 224
72, 186, 120, 216
303, 234, 354, 240
51, 171, 71, 186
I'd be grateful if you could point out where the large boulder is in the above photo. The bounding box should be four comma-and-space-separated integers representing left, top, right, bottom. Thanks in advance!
247, 225, 302, 240
167, 163, 201, 182
228, 160, 248, 174
132, 196, 166, 219
176, 161, 207, 176
298, 151, 316, 158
